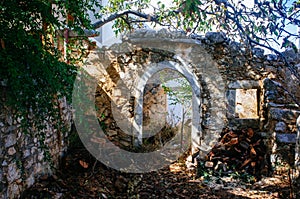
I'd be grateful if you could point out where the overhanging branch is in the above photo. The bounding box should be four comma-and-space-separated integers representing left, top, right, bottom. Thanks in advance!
92, 10, 158, 29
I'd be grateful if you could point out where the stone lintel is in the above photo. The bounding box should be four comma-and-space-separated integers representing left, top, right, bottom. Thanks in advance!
228, 80, 260, 89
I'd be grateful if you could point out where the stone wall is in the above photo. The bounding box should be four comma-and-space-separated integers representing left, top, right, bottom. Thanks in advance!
0, 86, 72, 198
83, 30, 225, 155
94, 73, 168, 150
83, 29, 300, 162
192, 32, 271, 131
262, 51, 300, 166
142, 83, 167, 138
196, 32, 300, 166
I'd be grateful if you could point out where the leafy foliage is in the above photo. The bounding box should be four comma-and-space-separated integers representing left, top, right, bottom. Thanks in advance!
0, 0, 99, 149
97, 0, 300, 52
162, 77, 192, 107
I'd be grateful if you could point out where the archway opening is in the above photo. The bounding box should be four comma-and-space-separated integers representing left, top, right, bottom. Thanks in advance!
133, 61, 202, 154
140, 69, 193, 152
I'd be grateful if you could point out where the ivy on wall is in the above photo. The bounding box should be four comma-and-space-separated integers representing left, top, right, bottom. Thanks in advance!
0, 0, 100, 148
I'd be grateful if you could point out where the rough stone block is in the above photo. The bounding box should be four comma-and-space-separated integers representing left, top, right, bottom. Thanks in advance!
228, 80, 260, 89
275, 122, 287, 133
205, 32, 227, 44
4, 134, 16, 148
7, 162, 21, 183
269, 108, 300, 123
276, 133, 296, 143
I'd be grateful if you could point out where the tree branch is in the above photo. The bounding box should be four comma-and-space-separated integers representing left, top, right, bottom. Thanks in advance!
224, 2, 300, 84
92, 10, 158, 29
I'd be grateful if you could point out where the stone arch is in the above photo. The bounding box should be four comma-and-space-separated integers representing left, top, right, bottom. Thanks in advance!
125, 29, 227, 158
133, 60, 202, 153
82, 29, 227, 161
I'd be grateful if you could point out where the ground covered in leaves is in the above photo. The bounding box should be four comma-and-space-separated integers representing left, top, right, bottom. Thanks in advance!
21, 144, 299, 199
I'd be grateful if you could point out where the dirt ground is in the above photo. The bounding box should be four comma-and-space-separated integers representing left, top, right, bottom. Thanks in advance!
20, 143, 300, 199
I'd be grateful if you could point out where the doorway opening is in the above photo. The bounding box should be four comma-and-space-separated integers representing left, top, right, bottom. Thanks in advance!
141, 69, 193, 152
133, 61, 202, 154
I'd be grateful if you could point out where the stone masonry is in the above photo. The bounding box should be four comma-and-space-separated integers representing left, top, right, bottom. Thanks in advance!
83, 29, 300, 162
0, 86, 72, 199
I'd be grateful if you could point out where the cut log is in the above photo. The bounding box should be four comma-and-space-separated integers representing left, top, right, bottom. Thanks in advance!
205, 161, 214, 168
247, 128, 254, 138
240, 140, 250, 150
250, 146, 257, 158
240, 158, 251, 169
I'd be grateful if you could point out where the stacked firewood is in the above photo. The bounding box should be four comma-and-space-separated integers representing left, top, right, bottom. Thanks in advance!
203, 128, 268, 176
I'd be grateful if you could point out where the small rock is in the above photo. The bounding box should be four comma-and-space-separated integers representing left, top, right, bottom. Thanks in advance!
52, 175, 58, 180
6, 115, 12, 125
276, 133, 296, 143
17, 117, 23, 123
252, 48, 264, 58
16, 178, 22, 184
31, 147, 38, 154
8, 147, 16, 155
229, 41, 243, 54
55, 193, 63, 199
213, 184, 223, 191
5, 134, 17, 148
23, 149, 31, 158
166, 189, 173, 194
114, 176, 128, 192
26, 175, 35, 187
7, 162, 21, 183
119, 140, 130, 147
205, 32, 226, 44
40, 174, 49, 181
2, 160, 7, 166
282, 48, 297, 62
7, 183, 20, 199
275, 121, 287, 132
1, 79, 8, 86
266, 54, 277, 61
205, 161, 214, 168
38, 151, 44, 161
107, 130, 118, 137
144, 29, 157, 38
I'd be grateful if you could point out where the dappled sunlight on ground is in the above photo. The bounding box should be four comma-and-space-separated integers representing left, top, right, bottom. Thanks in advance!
20, 143, 299, 199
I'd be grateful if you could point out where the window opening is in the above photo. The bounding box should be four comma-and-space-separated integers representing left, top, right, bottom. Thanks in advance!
235, 89, 258, 119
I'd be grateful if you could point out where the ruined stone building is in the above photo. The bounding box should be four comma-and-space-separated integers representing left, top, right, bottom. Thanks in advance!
1, 29, 300, 198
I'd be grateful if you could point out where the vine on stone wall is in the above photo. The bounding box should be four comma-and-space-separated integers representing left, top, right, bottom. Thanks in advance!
0, 0, 100, 163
